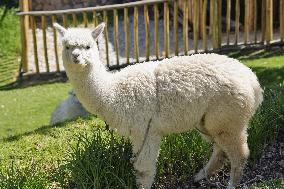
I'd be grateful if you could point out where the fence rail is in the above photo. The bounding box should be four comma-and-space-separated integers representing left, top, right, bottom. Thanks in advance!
18, 0, 284, 74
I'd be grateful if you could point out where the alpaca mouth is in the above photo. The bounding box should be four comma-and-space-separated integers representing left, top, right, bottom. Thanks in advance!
73, 58, 80, 64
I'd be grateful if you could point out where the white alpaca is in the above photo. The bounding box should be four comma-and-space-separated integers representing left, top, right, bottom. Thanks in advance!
54, 23, 263, 189
50, 35, 117, 126
50, 89, 89, 125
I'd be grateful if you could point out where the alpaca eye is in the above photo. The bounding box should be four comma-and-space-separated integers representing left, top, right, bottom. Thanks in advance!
86, 46, 90, 49
66, 46, 70, 50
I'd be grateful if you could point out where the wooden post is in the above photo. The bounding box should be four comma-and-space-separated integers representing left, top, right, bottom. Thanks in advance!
164, 2, 170, 58
41, 15, 49, 72
144, 5, 150, 61
51, 15, 60, 72
31, 16, 39, 73
226, 0, 231, 45
261, 0, 266, 43
113, 9, 120, 65
154, 4, 159, 59
218, 0, 222, 48
72, 13, 78, 27
134, 6, 139, 62
281, 0, 284, 42
124, 8, 129, 63
103, 11, 109, 67
19, 0, 30, 72
235, 0, 240, 45
244, 0, 250, 44
193, 0, 199, 53
202, 0, 208, 51
93, 11, 98, 27
62, 14, 68, 28
266, 0, 273, 44
254, 0, 258, 43
183, 0, 189, 55
83, 12, 88, 27
174, 0, 178, 55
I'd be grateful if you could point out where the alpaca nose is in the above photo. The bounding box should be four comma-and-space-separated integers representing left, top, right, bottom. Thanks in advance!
72, 49, 80, 59
73, 54, 79, 59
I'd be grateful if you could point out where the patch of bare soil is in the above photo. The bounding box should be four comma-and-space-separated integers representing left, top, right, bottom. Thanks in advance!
156, 141, 284, 189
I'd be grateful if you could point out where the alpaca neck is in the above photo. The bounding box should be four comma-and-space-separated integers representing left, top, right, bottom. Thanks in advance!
66, 60, 113, 118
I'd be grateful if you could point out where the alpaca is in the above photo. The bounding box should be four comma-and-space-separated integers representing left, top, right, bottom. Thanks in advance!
54, 22, 263, 189
50, 89, 89, 125
50, 34, 117, 126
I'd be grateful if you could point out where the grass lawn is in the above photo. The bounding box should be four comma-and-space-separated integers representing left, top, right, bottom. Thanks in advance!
0, 83, 71, 138
0, 7, 21, 87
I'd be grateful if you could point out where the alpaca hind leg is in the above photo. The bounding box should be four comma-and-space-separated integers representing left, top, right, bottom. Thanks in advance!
214, 132, 249, 189
194, 144, 226, 182
131, 134, 161, 189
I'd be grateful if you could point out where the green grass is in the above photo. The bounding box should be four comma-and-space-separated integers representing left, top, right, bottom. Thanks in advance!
0, 7, 21, 87
0, 83, 71, 138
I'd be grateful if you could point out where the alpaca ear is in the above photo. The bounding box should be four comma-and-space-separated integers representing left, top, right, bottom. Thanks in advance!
53, 23, 67, 36
92, 22, 105, 39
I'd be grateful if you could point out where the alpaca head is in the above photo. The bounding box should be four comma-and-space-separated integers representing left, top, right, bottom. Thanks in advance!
54, 22, 105, 72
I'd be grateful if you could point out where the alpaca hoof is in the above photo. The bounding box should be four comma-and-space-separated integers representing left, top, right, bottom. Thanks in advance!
194, 169, 206, 182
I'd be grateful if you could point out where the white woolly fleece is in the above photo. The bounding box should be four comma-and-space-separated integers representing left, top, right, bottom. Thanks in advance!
56, 25, 263, 189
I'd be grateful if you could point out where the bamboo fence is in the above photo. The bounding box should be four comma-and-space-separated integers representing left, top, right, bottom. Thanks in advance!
18, 0, 284, 74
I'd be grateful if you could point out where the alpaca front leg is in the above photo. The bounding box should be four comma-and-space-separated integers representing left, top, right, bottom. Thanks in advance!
131, 134, 161, 189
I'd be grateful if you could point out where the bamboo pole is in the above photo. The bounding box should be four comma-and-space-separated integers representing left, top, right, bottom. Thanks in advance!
62, 14, 67, 27
173, 0, 178, 55
254, 0, 257, 43
265, 0, 273, 44
72, 13, 78, 27
41, 15, 49, 72
244, 0, 250, 44
212, 0, 217, 49
31, 16, 39, 73
235, 0, 240, 45
51, 15, 60, 72
144, 5, 150, 61
83, 12, 88, 27
19, 0, 29, 72
154, 4, 159, 59
164, 2, 169, 57
261, 0, 266, 43
124, 8, 129, 63
226, 0, 231, 45
281, 0, 284, 42
134, 6, 139, 62
210, 0, 214, 35
183, 0, 189, 55
202, 0, 208, 51
93, 10, 98, 26
218, 0, 222, 48
113, 9, 120, 65
103, 10, 109, 66
194, 0, 199, 53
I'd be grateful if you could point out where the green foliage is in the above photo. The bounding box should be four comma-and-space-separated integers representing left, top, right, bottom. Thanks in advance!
68, 125, 137, 189
0, 7, 21, 87
157, 131, 211, 180
248, 85, 284, 161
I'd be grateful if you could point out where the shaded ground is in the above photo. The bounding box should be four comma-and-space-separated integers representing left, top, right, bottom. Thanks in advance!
155, 141, 284, 189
